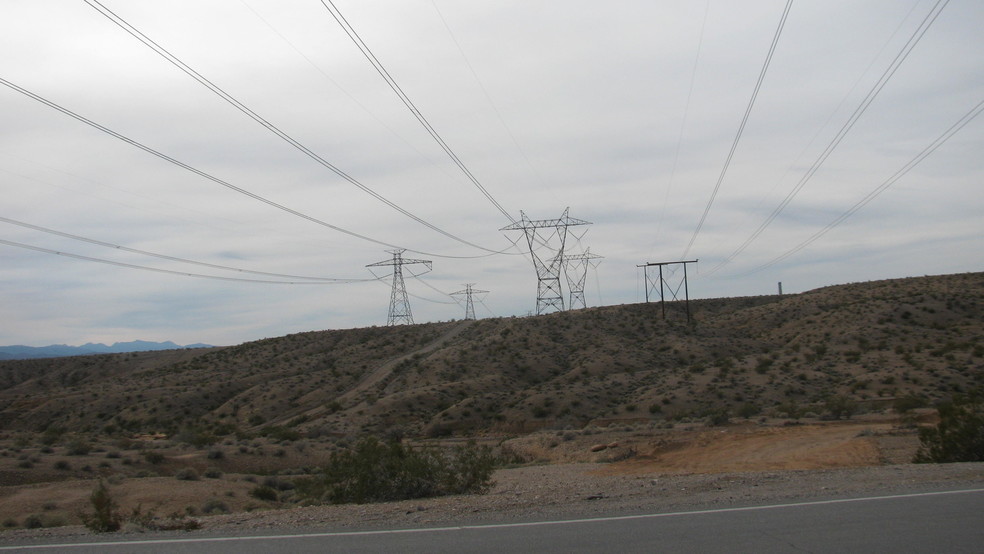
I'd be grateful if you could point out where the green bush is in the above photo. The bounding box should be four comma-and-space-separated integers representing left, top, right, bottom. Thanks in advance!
296, 436, 495, 505
914, 395, 984, 463
80, 481, 122, 532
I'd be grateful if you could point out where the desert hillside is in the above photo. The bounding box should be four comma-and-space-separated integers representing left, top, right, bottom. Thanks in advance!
1, 272, 982, 532
2, 272, 981, 439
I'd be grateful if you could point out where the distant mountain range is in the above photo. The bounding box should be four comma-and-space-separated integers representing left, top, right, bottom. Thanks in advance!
0, 340, 213, 360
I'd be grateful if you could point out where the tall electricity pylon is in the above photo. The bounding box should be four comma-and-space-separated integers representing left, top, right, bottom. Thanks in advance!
367, 249, 432, 326
450, 283, 488, 320
563, 248, 603, 310
501, 208, 591, 315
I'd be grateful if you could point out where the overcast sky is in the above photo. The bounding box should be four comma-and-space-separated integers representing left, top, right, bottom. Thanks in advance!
2, 0, 981, 347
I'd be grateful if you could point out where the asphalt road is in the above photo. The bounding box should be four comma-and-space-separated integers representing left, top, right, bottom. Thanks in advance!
3, 488, 983, 553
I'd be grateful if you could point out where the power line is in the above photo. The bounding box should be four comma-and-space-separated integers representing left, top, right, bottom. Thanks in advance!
429, 0, 548, 196
0, 238, 373, 285
0, 215, 370, 282
84, 0, 506, 253
681, 0, 793, 260
237, 0, 462, 188
409, 273, 458, 305
319, 0, 515, 223
742, 96, 983, 275
653, 0, 710, 252
706, 0, 951, 275
0, 76, 493, 260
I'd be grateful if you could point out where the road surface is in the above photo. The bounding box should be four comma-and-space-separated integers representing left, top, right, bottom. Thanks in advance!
2, 488, 982, 553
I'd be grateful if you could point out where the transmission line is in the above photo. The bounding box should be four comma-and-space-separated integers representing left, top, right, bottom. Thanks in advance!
0, 215, 370, 282
0, 238, 374, 285
681, 0, 793, 260
742, 96, 983, 275
319, 0, 514, 223
0, 76, 496, 260
84, 0, 505, 253
429, 0, 548, 197
653, 0, 710, 251
706, 0, 951, 275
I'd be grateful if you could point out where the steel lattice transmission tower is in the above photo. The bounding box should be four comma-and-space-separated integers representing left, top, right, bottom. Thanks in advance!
366, 249, 432, 326
450, 283, 488, 320
501, 208, 591, 315
563, 248, 603, 310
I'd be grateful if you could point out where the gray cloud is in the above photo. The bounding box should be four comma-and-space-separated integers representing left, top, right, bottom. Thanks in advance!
1, 0, 981, 346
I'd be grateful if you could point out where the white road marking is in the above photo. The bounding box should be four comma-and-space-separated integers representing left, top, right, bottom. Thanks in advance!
3, 487, 983, 550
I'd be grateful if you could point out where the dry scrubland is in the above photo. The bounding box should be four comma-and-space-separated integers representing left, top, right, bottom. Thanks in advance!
0, 272, 982, 533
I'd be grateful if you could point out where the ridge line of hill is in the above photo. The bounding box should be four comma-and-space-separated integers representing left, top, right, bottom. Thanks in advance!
1, 272, 981, 439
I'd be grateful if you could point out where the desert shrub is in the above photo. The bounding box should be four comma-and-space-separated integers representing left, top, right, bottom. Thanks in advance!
737, 402, 761, 419
295, 436, 495, 505
143, 451, 165, 464
776, 400, 803, 420
914, 395, 984, 463
23, 515, 44, 529
823, 395, 858, 420
53, 460, 71, 471
40, 427, 65, 446
66, 439, 92, 456
203, 467, 223, 479
174, 428, 218, 448
262, 476, 295, 491
259, 426, 301, 442
206, 448, 224, 460
202, 499, 230, 515
125, 506, 201, 531
893, 394, 927, 413
80, 481, 122, 532
174, 468, 199, 481
249, 485, 278, 502
425, 423, 453, 438
705, 408, 730, 426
